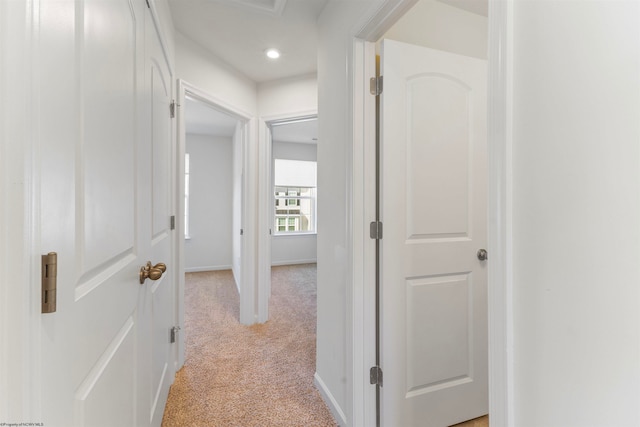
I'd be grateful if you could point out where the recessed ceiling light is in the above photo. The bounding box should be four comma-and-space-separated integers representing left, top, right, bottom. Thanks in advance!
265, 48, 281, 59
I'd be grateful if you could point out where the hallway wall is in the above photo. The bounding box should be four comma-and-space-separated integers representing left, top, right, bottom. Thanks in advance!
175, 32, 257, 116
185, 134, 233, 272
511, 1, 640, 425
258, 73, 317, 117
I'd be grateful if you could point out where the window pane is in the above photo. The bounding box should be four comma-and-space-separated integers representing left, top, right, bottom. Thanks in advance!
273, 161, 316, 234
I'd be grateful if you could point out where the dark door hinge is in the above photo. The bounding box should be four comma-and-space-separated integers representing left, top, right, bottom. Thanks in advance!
370, 221, 383, 240
170, 100, 176, 118
370, 366, 383, 386
170, 326, 181, 343
370, 76, 383, 96
170, 215, 176, 230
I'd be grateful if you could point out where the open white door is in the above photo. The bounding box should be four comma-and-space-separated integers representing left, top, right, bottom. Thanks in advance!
380, 39, 488, 427
38, 1, 174, 425
143, 5, 176, 425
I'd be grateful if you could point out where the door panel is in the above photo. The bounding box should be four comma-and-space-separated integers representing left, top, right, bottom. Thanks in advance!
39, 1, 174, 425
407, 75, 470, 239
82, 0, 136, 271
380, 39, 487, 427
406, 274, 471, 392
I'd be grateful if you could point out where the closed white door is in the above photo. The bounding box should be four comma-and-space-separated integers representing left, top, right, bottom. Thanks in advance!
38, 1, 174, 426
380, 39, 488, 427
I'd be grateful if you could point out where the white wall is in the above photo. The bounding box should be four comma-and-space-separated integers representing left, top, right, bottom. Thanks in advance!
271, 141, 317, 266
258, 74, 318, 117
384, 0, 486, 59
511, 2, 640, 426
176, 32, 257, 116
185, 134, 233, 271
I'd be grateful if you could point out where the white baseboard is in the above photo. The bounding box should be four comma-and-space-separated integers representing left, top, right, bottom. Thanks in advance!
184, 265, 231, 273
271, 259, 317, 267
314, 372, 347, 426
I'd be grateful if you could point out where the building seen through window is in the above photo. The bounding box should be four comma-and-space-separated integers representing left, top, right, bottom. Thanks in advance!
275, 186, 316, 232
274, 159, 316, 234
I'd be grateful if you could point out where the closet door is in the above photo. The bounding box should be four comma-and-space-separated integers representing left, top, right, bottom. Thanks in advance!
37, 1, 173, 425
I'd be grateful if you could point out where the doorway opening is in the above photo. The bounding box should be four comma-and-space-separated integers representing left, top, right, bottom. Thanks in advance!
258, 115, 319, 320
175, 80, 254, 367
182, 96, 241, 279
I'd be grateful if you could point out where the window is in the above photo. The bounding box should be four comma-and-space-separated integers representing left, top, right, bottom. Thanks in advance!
184, 153, 190, 238
274, 159, 316, 234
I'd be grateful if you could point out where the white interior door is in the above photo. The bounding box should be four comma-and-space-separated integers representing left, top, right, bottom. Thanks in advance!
38, 1, 173, 425
380, 39, 488, 427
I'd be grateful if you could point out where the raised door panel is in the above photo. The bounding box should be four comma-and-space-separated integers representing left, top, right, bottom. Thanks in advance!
407, 75, 470, 240
406, 274, 472, 394
82, 0, 136, 274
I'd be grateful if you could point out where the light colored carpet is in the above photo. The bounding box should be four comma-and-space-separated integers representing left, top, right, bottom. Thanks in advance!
451, 415, 489, 427
162, 264, 338, 427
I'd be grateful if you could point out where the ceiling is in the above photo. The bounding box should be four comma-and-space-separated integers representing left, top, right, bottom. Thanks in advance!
271, 118, 317, 144
176, 0, 486, 134
168, 0, 329, 83
185, 97, 238, 136
185, 97, 317, 143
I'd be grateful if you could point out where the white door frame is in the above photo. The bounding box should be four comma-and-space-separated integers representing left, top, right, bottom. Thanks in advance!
176, 80, 256, 359
257, 110, 318, 323
349, 0, 514, 426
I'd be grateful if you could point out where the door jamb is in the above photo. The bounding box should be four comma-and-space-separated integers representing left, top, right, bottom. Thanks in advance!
350, 0, 514, 426
176, 79, 256, 364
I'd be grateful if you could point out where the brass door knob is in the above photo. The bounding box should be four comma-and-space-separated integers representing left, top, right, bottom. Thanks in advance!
139, 261, 167, 284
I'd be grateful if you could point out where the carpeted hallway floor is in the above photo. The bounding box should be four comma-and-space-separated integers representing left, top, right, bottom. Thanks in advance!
162, 264, 337, 427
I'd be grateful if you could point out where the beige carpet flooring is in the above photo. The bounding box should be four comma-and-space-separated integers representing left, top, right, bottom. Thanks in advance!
451, 415, 489, 427
162, 264, 338, 427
